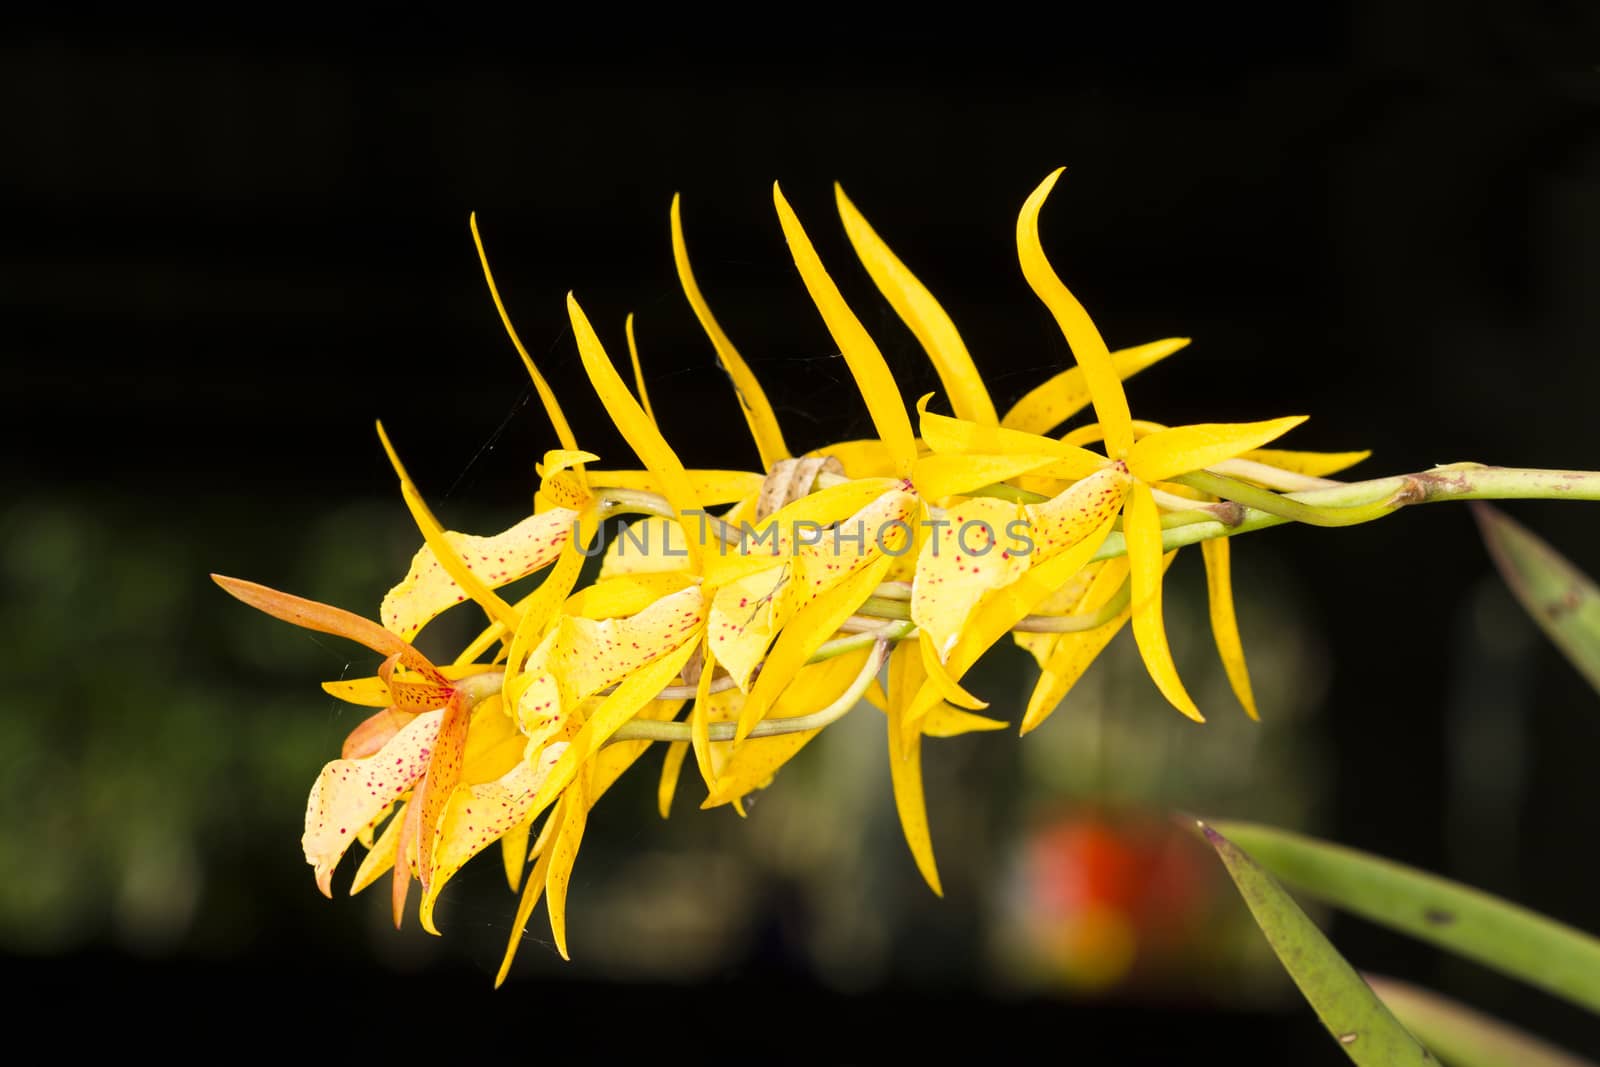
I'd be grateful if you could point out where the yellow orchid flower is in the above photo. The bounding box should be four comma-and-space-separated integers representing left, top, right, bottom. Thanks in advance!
217, 172, 1394, 971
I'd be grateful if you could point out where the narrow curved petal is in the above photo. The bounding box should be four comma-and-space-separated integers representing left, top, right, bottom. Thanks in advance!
917, 632, 989, 710
1001, 338, 1190, 434
377, 423, 521, 631
213, 574, 442, 686
657, 740, 690, 818
1016, 168, 1134, 457
623, 313, 657, 425
1124, 482, 1203, 722
470, 213, 583, 457
835, 184, 997, 425
350, 801, 405, 895
671, 194, 790, 471
773, 182, 918, 475
495, 799, 562, 987
1201, 537, 1258, 719
886, 641, 942, 896
1127, 416, 1308, 484
917, 395, 1105, 475
1244, 447, 1372, 478
568, 294, 706, 568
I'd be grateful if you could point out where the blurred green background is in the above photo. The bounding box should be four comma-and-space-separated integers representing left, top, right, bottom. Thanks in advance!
5, 13, 1600, 1059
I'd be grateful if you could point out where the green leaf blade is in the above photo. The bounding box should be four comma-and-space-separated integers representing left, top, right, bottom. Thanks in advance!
1474, 502, 1600, 695
1215, 821, 1600, 1014
1366, 975, 1597, 1067
1197, 820, 1435, 1065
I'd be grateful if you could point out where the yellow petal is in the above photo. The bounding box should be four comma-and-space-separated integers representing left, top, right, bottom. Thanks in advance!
902, 467, 1129, 738
917, 631, 988, 709
911, 452, 1066, 501
1124, 482, 1203, 721
500, 819, 532, 892
528, 635, 702, 821
703, 649, 872, 808
671, 194, 790, 470
376, 422, 520, 631
322, 663, 487, 708
514, 586, 707, 747
702, 476, 897, 588
544, 759, 593, 962
1019, 556, 1146, 735
564, 572, 696, 620
303, 708, 444, 897
1000, 338, 1190, 434
708, 566, 791, 690
886, 641, 942, 896
1201, 537, 1257, 719
657, 741, 690, 818
918, 396, 1106, 477
690, 640, 719, 789
349, 802, 405, 895
922, 705, 1010, 737
1023, 468, 1133, 565
623, 313, 657, 425
772, 183, 917, 475
732, 549, 898, 745
586, 468, 766, 507
495, 798, 562, 987
592, 697, 683, 800
504, 511, 599, 685
471, 213, 583, 460
1016, 168, 1133, 457
599, 516, 694, 578
911, 495, 1030, 657
1244, 447, 1372, 478
805, 438, 900, 479
379, 509, 578, 641
835, 184, 998, 425
1127, 416, 1308, 484
419, 741, 566, 931
567, 293, 705, 568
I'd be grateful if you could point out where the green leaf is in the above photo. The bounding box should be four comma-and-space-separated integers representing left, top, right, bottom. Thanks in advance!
1195, 820, 1434, 1065
1473, 503, 1600, 695
1365, 975, 1596, 1067
1215, 821, 1600, 1014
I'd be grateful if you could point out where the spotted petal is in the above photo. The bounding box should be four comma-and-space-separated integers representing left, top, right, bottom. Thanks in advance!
911, 496, 1030, 658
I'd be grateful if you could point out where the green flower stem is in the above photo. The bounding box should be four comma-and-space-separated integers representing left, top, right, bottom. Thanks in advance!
809, 620, 916, 663
856, 595, 911, 619
608, 635, 890, 744
1096, 465, 1600, 562
1173, 470, 1395, 527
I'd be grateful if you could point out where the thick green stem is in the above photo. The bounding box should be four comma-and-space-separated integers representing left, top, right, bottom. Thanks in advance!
1095, 464, 1600, 561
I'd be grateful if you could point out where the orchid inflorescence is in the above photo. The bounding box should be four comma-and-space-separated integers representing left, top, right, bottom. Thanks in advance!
218, 168, 1545, 984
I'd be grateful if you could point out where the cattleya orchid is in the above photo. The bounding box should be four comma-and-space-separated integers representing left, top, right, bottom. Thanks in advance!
216, 168, 1379, 980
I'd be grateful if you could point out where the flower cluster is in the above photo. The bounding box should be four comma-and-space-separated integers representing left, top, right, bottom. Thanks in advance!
215, 169, 1366, 982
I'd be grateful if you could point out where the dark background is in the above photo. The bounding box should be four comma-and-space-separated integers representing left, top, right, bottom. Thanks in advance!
5, 12, 1600, 1061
